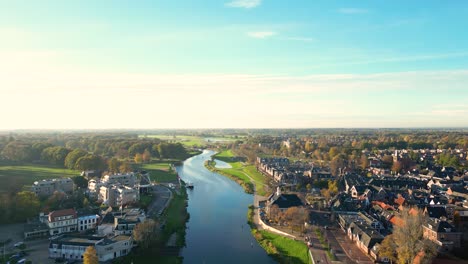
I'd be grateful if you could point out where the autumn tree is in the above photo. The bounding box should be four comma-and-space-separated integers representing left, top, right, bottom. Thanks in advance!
142, 149, 152, 163
378, 234, 397, 264
268, 204, 282, 223
133, 219, 160, 249
392, 208, 436, 264
134, 153, 143, 164
119, 162, 132, 173
107, 157, 120, 173
392, 161, 403, 174
360, 155, 369, 169
83, 246, 98, 264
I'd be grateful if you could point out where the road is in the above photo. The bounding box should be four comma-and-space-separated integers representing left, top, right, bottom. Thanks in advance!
147, 184, 173, 218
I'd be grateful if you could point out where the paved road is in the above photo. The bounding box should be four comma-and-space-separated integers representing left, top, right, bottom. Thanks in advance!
147, 184, 173, 218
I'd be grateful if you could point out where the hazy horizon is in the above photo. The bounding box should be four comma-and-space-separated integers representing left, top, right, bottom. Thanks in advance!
1, 1, 468, 129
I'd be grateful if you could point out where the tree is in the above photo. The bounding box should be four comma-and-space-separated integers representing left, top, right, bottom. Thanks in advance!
133, 219, 160, 249
107, 157, 121, 173
392, 161, 403, 174
1, 141, 34, 162
306, 183, 312, 192
360, 155, 369, 169
328, 180, 338, 195
268, 204, 282, 223
119, 162, 132, 173
382, 155, 394, 168
41, 146, 70, 165
142, 149, 152, 163
83, 246, 98, 264
328, 147, 340, 159
64, 149, 88, 169
75, 154, 106, 171
378, 235, 396, 264
14, 191, 40, 222
134, 153, 143, 164
330, 155, 345, 176
392, 208, 436, 264
72, 176, 88, 189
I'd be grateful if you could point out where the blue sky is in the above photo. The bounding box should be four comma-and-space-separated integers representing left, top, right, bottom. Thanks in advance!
1, 0, 468, 129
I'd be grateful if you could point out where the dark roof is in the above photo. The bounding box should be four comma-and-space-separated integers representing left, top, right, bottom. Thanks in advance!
271, 194, 303, 208
425, 206, 447, 219
425, 219, 457, 233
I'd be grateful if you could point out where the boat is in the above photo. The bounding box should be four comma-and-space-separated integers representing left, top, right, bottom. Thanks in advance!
186, 182, 194, 189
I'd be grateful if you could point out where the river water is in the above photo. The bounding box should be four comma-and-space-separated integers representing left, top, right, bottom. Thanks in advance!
177, 150, 275, 264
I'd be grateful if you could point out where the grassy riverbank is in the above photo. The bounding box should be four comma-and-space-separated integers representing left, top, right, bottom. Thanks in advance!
247, 205, 310, 264
205, 160, 254, 193
210, 149, 269, 196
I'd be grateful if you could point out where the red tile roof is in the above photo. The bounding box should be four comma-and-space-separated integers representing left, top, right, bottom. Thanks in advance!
48, 208, 77, 222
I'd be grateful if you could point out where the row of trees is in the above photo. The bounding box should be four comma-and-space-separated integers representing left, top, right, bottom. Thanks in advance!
1, 140, 188, 171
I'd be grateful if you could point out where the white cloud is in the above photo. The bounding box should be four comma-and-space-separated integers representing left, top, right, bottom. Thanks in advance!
247, 31, 276, 39
338, 8, 369, 14
226, 0, 261, 9
283, 37, 314, 42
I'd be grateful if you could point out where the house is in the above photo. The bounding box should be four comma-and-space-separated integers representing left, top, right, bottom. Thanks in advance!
266, 187, 303, 214
78, 214, 100, 232
99, 185, 139, 207
102, 173, 136, 187
347, 221, 384, 255
43, 209, 78, 236
49, 234, 133, 262
31, 178, 74, 197
422, 219, 462, 252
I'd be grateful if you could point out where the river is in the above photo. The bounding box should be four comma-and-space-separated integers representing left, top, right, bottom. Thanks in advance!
177, 150, 275, 264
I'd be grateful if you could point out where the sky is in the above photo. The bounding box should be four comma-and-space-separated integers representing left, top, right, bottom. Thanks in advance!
1, 0, 468, 129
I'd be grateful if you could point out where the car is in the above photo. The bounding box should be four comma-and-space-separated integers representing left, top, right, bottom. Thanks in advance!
13, 242, 24, 247
17, 259, 27, 264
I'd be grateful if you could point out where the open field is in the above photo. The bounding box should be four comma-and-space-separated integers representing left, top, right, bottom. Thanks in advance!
0, 162, 79, 193
139, 135, 205, 146
139, 135, 238, 147
139, 162, 178, 182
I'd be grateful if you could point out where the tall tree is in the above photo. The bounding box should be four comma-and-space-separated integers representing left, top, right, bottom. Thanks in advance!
142, 149, 152, 163
360, 155, 369, 169
134, 153, 143, 164
133, 219, 159, 249
83, 246, 98, 264
378, 234, 397, 264
64, 149, 88, 169
392, 208, 436, 264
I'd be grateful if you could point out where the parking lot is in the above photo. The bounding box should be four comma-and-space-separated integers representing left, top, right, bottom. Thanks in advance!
0, 223, 53, 264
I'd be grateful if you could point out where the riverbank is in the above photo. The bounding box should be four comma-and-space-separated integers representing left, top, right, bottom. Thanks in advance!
205, 160, 254, 194
247, 205, 311, 264
204, 149, 269, 196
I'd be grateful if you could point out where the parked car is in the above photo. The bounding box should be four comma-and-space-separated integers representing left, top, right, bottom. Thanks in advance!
13, 242, 24, 247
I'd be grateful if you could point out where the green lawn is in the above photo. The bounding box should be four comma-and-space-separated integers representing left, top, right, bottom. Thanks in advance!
0, 163, 79, 193
259, 230, 310, 264
213, 149, 235, 162
139, 162, 178, 182
213, 150, 269, 196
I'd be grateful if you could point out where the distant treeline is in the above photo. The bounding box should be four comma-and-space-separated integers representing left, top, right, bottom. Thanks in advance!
0, 134, 189, 171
